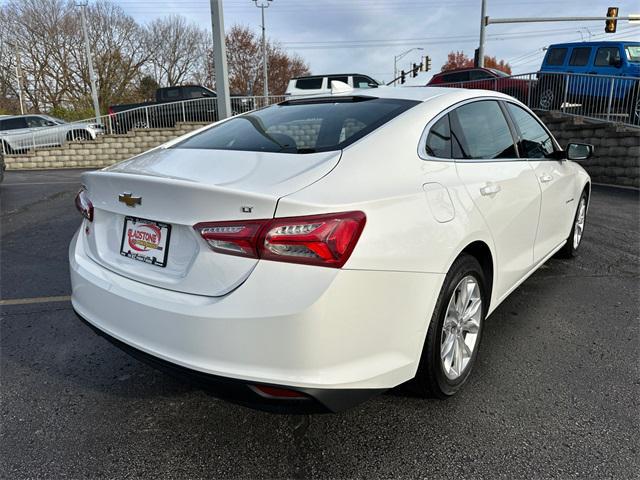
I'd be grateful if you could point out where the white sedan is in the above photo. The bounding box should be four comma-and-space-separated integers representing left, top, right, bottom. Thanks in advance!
69, 86, 592, 412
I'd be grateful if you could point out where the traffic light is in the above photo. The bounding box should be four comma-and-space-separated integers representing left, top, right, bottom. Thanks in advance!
605, 6, 619, 33
412, 63, 418, 78
400, 70, 406, 84
425, 56, 432, 72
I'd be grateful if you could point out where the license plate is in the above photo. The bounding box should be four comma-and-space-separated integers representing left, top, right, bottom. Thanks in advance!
120, 217, 171, 267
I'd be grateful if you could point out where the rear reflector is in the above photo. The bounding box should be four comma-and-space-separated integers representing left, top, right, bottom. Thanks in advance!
194, 211, 366, 268
75, 187, 94, 222
251, 385, 308, 399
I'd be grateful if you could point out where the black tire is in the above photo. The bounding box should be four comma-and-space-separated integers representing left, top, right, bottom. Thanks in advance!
1, 141, 14, 155
536, 75, 564, 110
410, 254, 487, 398
556, 190, 588, 259
66, 130, 91, 142
625, 86, 640, 126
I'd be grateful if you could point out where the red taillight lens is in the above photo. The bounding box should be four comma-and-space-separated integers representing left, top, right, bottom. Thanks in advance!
260, 212, 366, 268
251, 385, 308, 399
194, 211, 366, 268
75, 188, 93, 222
194, 220, 264, 258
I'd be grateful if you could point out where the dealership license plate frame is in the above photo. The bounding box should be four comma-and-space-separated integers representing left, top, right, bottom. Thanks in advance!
120, 216, 171, 268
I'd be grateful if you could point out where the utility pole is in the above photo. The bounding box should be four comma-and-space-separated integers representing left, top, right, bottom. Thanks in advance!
78, 2, 101, 123
210, 0, 231, 119
12, 43, 25, 115
253, 0, 272, 99
478, 0, 487, 68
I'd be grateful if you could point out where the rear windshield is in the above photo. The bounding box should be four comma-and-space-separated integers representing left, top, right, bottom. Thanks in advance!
174, 97, 419, 154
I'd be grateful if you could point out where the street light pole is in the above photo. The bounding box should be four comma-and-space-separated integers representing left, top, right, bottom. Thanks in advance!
253, 0, 273, 99
12, 43, 25, 115
78, 2, 101, 123
478, 0, 487, 68
393, 47, 423, 86
210, 0, 231, 119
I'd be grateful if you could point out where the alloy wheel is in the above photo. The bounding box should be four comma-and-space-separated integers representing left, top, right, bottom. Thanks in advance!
440, 275, 482, 380
573, 197, 587, 249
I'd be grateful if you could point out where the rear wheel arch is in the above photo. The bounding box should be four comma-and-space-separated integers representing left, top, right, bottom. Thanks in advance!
457, 240, 494, 312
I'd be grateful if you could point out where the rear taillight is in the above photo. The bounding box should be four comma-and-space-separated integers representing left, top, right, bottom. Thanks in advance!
193, 211, 366, 268
75, 188, 93, 222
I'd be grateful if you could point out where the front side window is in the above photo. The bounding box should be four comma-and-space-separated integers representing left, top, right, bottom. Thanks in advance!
506, 103, 555, 158
424, 115, 451, 158
26, 116, 50, 128
545, 48, 568, 66
569, 47, 592, 66
625, 44, 640, 63
175, 97, 419, 154
442, 71, 470, 83
449, 100, 517, 160
353, 75, 375, 88
469, 70, 493, 80
595, 47, 622, 66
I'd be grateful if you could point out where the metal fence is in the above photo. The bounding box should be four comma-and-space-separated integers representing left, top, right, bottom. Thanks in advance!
2, 72, 638, 155
433, 71, 640, 127
0, 94, 286, 155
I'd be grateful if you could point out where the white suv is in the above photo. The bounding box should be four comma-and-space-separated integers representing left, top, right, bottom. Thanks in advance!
285, 73, 382, 97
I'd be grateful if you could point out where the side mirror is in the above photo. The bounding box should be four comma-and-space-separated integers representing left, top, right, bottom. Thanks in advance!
566, 142, 594, 161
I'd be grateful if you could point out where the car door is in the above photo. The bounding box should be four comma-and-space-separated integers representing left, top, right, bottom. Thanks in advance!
504, 102, 576, 263
452, 100, 541, 300
25, 115, 57, 148
567, 46, 593, 101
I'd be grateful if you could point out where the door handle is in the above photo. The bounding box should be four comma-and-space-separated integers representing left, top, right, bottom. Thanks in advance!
480, 183, 501, 196
539, 173, 554, 183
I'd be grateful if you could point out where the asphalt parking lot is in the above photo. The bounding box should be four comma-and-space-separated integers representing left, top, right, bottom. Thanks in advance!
1, 169, 639, 479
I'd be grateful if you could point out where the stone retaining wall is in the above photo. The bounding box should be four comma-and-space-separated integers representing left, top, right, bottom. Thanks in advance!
536, 111, 640, 188
3, 122, 207, 170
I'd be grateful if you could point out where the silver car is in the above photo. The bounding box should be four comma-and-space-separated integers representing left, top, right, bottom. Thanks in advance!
0, 114, 104, 154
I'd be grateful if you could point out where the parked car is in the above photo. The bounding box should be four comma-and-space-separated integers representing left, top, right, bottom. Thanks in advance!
536, 41, 640, 123
285, 73, 382, 97
70, 87, 591, 413
0, 114, 103, 154
108, 85, 254, 133
427, 67, 531, 102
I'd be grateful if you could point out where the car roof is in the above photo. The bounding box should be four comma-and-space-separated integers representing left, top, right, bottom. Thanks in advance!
548, 41, 640, 48
434, 67, 487, 75
295, 85, 512, 104
291, 73, 375, 80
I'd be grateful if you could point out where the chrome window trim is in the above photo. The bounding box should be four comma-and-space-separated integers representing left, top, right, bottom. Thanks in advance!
417, 96, 525, 164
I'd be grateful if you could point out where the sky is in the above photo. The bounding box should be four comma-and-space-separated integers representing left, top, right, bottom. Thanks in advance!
118, 0, 640, 83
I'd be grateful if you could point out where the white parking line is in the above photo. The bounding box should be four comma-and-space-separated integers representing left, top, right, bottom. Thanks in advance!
0, 295, 71, 306
2, 181, 80, 186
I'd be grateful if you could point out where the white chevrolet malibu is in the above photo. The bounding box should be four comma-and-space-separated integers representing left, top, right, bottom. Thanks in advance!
70, 86, 592, 412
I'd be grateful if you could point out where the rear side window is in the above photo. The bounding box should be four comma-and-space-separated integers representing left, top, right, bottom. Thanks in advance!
163, 88, 181, 99
545, 48, 568, 66
569, 47, 592, 66
0, 117, 28, 131
594, 47, 622, 66
441, 71, 470, 83
295, 77, 323, 90
424, 115, 451, 158
174, 97, 419, 154
450, 101, 517, 160
506, 103, 555, 158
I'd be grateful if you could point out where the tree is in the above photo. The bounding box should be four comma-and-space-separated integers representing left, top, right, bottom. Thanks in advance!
145, 15, 208, 87
441, 51, 512, 74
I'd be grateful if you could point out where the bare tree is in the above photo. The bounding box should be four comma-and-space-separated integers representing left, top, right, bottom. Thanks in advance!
146, 15, 208, 87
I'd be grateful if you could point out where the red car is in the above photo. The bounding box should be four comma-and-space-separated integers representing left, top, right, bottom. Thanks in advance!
427, 67, 531, 102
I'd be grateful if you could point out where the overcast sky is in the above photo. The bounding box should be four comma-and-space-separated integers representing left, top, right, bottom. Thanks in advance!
120, 0, 640, 83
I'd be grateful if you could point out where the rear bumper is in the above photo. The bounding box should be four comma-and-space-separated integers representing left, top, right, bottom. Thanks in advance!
70, 229, 444, 411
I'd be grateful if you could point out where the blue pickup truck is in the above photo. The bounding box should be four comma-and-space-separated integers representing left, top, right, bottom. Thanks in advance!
536, 41, 640, 123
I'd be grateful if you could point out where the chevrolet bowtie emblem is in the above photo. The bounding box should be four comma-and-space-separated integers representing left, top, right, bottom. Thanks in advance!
118, 192, 142, 207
